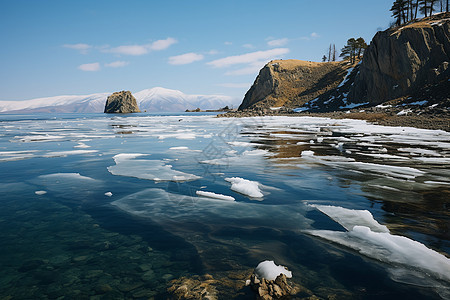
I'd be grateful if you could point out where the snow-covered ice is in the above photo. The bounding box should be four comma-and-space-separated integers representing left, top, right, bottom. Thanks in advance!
306, 205, 450, 282
196, 190, 235, 201
225, 177, 263, 198
255, 260, 292, 280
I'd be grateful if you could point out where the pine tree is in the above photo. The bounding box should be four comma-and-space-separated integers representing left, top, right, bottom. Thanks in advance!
414, 0, 420, 18
322, 55, 327, 62
391, 0, 404, 25
340, 38, 358, 64
328, 44, 332, 62
420, 0, 429, 17
332, 44, 336, 62
356, 37, 368, 59
429, 0, 438, 14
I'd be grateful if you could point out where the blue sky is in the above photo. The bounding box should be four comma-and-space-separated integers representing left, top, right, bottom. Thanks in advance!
0, 0, 394, 101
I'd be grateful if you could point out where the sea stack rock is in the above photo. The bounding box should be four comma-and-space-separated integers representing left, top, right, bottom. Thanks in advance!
104, 90, 140, 113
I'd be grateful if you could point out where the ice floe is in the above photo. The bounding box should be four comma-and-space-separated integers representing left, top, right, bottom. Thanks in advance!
255, 260, 292, 280
108, 153, 201, 182
306, 205, 450, 282
195, 191, 235, 201
309, 205, 389, 232
111, 188, 311, 229
35, 190, 47, 195
225, 177, 263, 198
0, 150, 39, 162
104, 192, 113, 197
43, 150, 98, 157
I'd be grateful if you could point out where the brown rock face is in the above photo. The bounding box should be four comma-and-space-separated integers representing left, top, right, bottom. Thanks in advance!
104, 91, 140, 113
249, 273, 299, 299
238, 60, 352, 111
348, 13, 450, 105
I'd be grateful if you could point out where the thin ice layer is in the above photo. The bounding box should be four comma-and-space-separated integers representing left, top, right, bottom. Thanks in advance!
108, 153, 201, 182
310, 204, 389, 233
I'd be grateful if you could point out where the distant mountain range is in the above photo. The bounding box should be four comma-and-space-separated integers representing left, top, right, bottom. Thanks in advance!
0, 87, 240, 113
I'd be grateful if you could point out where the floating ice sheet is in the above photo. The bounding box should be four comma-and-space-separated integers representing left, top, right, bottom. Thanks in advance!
108, 153, 201, 182
309, 204, 389, 233
43, 150, 98, 157
195, 190, 235, 201
111, 188, 311, 230
306, 205, 450, 283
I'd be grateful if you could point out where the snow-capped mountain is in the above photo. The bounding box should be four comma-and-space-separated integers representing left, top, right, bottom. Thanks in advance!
0, 87, 239, 113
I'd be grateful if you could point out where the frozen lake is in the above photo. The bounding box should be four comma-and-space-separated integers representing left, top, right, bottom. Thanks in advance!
0, 113, 449, 299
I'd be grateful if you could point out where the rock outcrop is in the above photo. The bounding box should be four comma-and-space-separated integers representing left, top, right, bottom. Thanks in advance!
249, 273, 300, 299
348, 12, 450, 105
239, 60, 353, 111
104, 90, 140, 113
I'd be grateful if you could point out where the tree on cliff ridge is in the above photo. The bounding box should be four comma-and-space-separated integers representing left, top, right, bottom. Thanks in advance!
390, 0, 447, 26
340, 38, 367, 64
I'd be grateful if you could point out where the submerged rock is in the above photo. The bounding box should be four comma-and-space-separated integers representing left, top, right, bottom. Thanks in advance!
250, 273, 298, 299
104, 90, 141, 113
167, 275, 218, 300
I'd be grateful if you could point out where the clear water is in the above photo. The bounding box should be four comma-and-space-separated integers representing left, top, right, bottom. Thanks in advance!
0, 113, 449, 299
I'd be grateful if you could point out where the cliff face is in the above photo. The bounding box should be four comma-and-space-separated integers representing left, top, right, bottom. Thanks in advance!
348, 12, 450, 105
104, 91, 141, 113
238, 60, 353, 110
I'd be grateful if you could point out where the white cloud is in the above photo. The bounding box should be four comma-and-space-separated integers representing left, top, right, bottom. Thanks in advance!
206, 50, 219, 55
106, 37, 177, 55
109, 45, 148, 55
207, 48, 290, 68
63, 43, 91, 54
267, 38, 289, 47
224, 61, 267, 76
78, 62, 100, 72
300, 32, 320, 40
224, 41, 233, 45
243, 43, 254, 49
217, 83, 251, 88
149, 37, 177, 50
105, 61, 129, 68
168, 52, 204, 65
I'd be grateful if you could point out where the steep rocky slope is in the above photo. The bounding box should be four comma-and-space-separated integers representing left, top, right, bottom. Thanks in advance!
104, 91, 141, 113
238, 60, 353, 111
348, 12, 450, 106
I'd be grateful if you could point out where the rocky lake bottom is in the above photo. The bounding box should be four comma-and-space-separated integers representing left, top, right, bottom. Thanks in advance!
0, 113, 449, 299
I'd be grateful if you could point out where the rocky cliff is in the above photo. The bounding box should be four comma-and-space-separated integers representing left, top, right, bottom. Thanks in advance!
104, 91, 141, 113
348, 12, 450, 106
238, 60, 353, 111
238, 13, 449, 113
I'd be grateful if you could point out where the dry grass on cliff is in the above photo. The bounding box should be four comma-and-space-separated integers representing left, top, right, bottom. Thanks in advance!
270, 59, 340, 70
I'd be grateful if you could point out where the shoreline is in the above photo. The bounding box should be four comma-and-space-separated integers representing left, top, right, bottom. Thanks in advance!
218, 109, 450, 132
